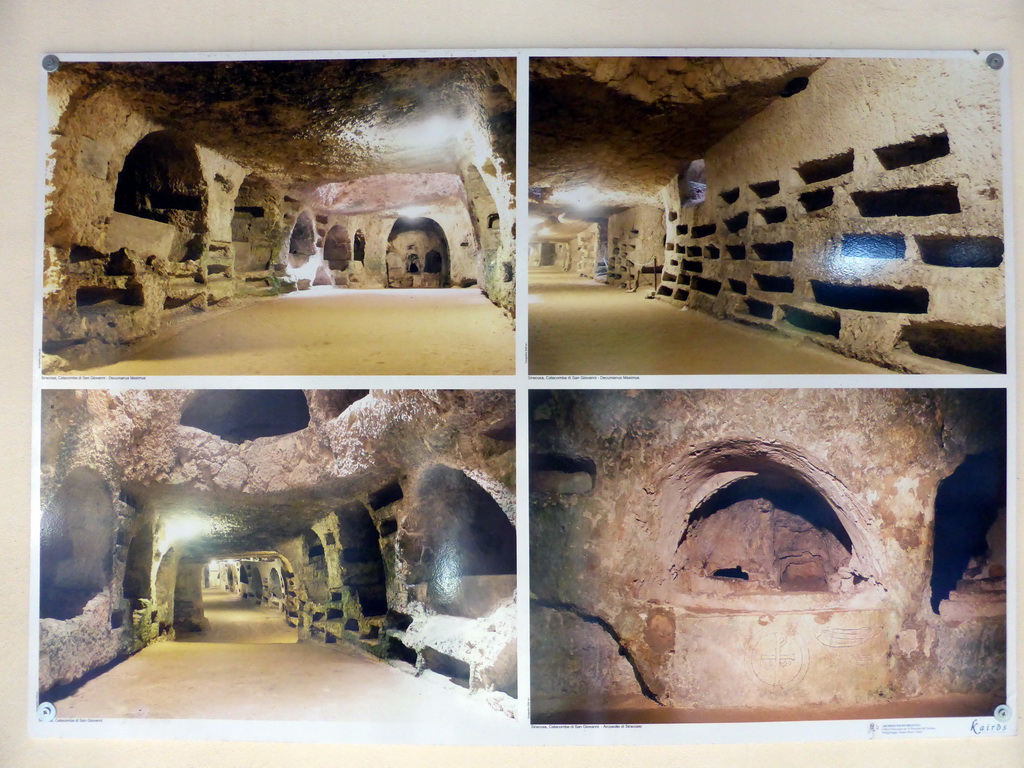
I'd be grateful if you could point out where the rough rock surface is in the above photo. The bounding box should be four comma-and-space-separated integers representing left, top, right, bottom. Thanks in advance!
43, 58, 516, 371
530, 57, 1005, 374
38, 389, 517, 711
529, 389, 1006, 717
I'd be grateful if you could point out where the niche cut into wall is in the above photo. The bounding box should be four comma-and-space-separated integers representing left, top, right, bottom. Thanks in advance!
386, 217, 451, 288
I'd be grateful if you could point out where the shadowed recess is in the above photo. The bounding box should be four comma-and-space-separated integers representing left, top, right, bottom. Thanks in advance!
180, 390, 310, 443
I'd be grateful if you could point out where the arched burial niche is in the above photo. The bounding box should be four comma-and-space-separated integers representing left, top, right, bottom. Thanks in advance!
930, 451, 1006, 614
122, 519, 155, 611
323, 224, 352, 272
180, 390, 310, 443
661, 440, 884, 601
353, 230, 366, 263
402, 465, 516, 618
40, 468, 116, 620
269, 568, 283, 602
462, 163, 506, 285
677, 476, 851, 593
287, 211, 317, 266
231, 174, 281, 272
114, 130, 208, 261
679, 158, 707, 207
336, 501, 388, 621
153, 548, 178, 634
247, 564, 264, 601
301, 530, 330, 604
386, 217, 450, 288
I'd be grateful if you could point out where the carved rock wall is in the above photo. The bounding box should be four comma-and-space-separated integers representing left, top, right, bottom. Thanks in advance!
529, 389, 1006, 715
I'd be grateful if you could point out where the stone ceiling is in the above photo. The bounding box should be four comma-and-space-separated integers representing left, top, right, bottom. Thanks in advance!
529, 56, 824, 239
44, 388, 515, 562
59, 58, 516, 201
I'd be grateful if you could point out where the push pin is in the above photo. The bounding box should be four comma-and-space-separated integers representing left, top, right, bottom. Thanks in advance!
42, 54, 61, 72
986, 53, 1004, 70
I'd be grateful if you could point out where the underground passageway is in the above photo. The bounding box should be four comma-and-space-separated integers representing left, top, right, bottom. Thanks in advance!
42, 58, 517, 375
51, 588, 509, 725
70, 287, 514, 376
528, 267, 887, 375
528, 56, 1006, 375
38, 390, 518, 723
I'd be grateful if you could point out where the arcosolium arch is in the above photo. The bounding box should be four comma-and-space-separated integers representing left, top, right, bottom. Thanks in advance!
114, 130, 208, 261
288, 211, 317, 265
401, 465, 516, 617
323, 224, 352, 270
386, 217, 450, 287
657, 439, 885, 601
269, 567, 283, 600
39, 467, 116, 620
301, 530, 330, 603
231, 174, 281, 272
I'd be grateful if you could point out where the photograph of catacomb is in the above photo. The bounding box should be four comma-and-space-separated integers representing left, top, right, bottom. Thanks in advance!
529, 389, 1008, 724
41, 57, 516, 375
36, 389, 517, 729
528, 56, 1006, 375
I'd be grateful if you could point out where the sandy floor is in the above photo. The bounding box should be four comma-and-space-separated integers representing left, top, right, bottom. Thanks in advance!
67, 287, 515, 376
527, 268, 891, 375
50, 590, 507, 725
177, 590, 297, 644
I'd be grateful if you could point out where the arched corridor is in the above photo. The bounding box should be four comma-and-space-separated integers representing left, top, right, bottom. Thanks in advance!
42, 58, 516, 376
51, 589, 508, 725
37, 390, 518, 723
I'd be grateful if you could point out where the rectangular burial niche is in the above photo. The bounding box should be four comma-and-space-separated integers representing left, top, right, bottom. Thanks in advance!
851, 184, 962, 217
782, 305, 841, 337
36, 388, 519, 723
874, 131, 950, 170
841, 233, 906, 260
915, 235, 1004, 268
749, 180, 781, 199
753, 273, 794, 293
796, 150, 855, 184
725, 212, 749, 233
811, 281, 929, 313
529, 388, 1008, 727
899, 323, 1006, 373
799, 187, 834, 213
752, 242, 794, 261
758, 206, 787, 225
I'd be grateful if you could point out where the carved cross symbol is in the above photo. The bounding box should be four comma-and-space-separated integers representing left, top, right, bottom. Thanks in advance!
763, 635, 796, 669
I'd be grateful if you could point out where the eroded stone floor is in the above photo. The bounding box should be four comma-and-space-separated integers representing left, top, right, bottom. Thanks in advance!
64, 288, 515, 376
527, 268, 892, 375
50, 590, 509, 725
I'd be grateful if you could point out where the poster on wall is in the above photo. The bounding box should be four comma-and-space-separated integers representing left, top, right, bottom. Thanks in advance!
30, 49, 1015, 746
